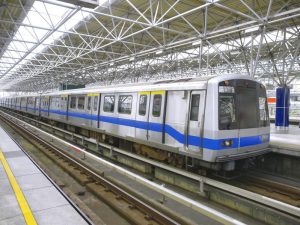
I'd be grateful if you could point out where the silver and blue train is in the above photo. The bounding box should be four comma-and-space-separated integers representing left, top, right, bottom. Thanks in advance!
0, 74, 270, 171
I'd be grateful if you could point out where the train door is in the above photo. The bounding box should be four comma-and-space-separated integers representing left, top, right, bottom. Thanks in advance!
45, 97, 50, 117
86, 95, 92, 127
33, 97, 36, 113
36, 96, 40, 116
135, 92, 150, 140
236, 84, 258, 152
85, 94, 99, 128
18, 98, 21, 110
60, 95, 68, 120
187, 90, 206, 151
92, 94, 100, 128
148, 91, 166, 143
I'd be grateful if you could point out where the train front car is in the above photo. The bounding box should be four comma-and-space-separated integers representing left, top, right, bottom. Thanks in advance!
204, 75, 270, 171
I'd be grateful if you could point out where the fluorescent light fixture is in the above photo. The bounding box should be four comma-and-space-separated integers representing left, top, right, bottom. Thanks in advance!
192, 40, 202, 46
129, 57, 135, 61
245, 26, 260, 33
231, 50, 240, 55
155, 50, 163, 55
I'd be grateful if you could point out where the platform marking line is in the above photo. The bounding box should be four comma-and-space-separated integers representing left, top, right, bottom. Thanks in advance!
0, 150, 37, 225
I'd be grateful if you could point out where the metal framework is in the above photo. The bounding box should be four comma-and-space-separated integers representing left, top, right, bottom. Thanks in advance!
0, 0, 300, 92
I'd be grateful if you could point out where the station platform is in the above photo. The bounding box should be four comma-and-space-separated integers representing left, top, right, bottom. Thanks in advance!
270, 124, 300, 157
0, 126, 89, 225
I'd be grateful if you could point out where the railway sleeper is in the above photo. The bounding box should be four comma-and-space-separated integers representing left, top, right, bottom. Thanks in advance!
0, 113, 189, 225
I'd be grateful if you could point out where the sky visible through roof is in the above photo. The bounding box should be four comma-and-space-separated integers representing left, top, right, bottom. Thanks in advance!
0, 0, 299, 95
0, 0, 91, 87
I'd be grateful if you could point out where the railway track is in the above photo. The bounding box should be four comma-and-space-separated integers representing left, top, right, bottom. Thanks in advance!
230, 172, 300, 207
0, 111, 184, 225
244, 171, 300, 207
1, 108, 300, 225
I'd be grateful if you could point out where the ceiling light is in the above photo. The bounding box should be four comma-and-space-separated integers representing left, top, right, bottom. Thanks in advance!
155, 50, 163, 55
129, 57, 135, 61
110, 62, 114, 66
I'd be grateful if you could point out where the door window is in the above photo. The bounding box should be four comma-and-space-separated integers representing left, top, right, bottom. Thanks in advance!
139, 95, 147, 116
70, 97, 76, 109
152, 94, 162, 117
87, 97, 91, 110
93, 96, 98, 111
118, 95, 133, 114
78, 96, 85, 110
103, 95, 115, 112
190, 94, 200, 121
237, 87, 258, 129
259, 96, 269, 127
219, 94, 237, 130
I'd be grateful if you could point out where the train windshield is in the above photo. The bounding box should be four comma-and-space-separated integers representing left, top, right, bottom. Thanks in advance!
219, 79, 269, 130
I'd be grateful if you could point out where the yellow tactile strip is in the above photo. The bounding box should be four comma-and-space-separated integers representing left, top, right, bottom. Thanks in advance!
0, 150, 37, 225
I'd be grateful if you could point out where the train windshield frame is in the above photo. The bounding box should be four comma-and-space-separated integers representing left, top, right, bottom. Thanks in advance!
218, 79, 269, 130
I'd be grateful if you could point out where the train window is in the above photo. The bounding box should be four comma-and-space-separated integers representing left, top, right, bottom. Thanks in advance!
259, 97, 268, 124
28, 98, 33, 105
152, 94, 162, 117
93, 96, 98, 111
139, 95, 147, 116
50, 98, 54, 108
87, 97, 91, 110
70, 97, 76, 109
51, 97, 60, 109
118, 95, 132, 114
219, 94, 236, 130
78, 96, 85, 110
190, 94, 200, 121
237, 87, 258, 129
103, 95, 115, 112
259, 96, 269, 127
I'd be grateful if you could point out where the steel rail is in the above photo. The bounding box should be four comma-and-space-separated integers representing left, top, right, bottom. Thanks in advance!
0, 112, 180, 225
1, 109, 300, 220
0, 125, 95, 225
0, 109, 249, 225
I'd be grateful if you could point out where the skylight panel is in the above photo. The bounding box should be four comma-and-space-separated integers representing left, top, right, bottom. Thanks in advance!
0, 0, 91, 83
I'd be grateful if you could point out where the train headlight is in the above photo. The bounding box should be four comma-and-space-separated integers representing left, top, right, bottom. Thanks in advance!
222, 140, 233, 147
261, 134, 269, 142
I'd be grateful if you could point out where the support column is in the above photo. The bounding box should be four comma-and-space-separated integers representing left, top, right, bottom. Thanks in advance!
275, 87, 290, 128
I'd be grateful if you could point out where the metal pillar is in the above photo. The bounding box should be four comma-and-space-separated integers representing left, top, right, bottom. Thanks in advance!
275, 87, 290, 128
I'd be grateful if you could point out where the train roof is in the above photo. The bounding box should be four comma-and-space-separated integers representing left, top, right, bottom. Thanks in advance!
45, 76, 214, 96
45, 74, 258, 97
5, 74, 259, 98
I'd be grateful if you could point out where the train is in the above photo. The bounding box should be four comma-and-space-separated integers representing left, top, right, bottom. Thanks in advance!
0, 74, 270, 172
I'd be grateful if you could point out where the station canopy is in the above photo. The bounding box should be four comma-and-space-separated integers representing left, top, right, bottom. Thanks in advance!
0, 0, 300, 92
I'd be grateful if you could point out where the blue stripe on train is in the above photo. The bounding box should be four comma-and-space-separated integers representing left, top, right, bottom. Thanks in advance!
20, 107, 268, 150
